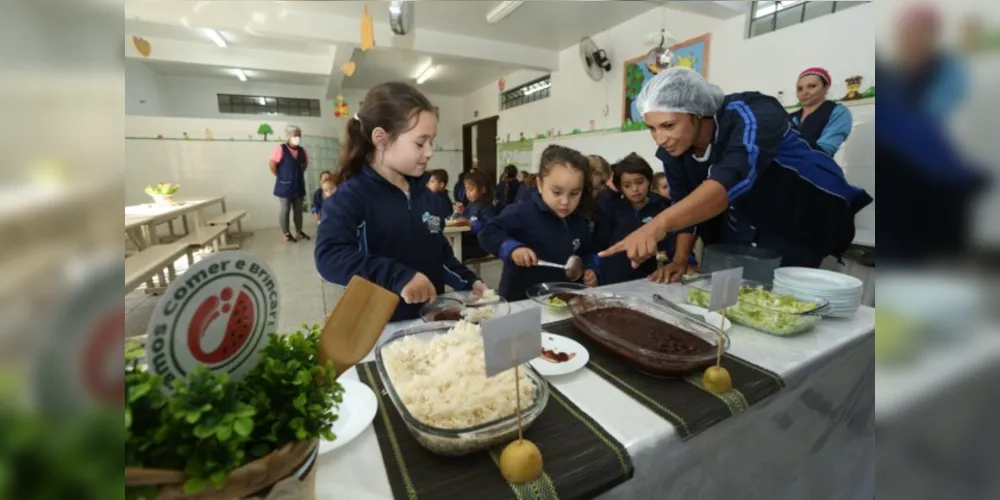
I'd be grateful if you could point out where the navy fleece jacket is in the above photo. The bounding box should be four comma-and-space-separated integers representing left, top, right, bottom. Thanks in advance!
478, 190, 597, 301
314, 166, 477, 321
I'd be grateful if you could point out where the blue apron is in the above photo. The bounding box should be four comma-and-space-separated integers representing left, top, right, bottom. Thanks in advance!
273, 144, 306, 199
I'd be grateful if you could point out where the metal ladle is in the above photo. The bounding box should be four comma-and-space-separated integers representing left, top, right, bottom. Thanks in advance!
536, 255, 585, 281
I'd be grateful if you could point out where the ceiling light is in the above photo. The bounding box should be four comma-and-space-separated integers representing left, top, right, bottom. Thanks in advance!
206, 29, 227, 48
416, 65, 436, 85
235, 69, 247, 82
258, 96, 266, 106
523, 81, 550, 96
486, 1, 524, 24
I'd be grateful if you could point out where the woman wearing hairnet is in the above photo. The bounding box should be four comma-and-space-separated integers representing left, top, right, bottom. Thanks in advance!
600, 68, 872, 282
270, 124, 310, 242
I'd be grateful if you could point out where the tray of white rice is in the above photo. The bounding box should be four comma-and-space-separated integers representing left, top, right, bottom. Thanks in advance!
375, 320, 550, 456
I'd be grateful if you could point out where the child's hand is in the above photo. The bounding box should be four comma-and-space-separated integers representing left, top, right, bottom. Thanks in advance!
583, 269, 598, 287
400, 272, 437, 304
510, 247, 538, 268
469, 281, 491, 301
454, 202, 465, 215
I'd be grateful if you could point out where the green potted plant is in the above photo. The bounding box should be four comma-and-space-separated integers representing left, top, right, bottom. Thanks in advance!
125, 325, 344, 499
144, 183, 181, 205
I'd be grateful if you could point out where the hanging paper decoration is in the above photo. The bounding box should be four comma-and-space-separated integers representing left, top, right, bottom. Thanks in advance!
842, 76, 863, 101
132, 36, 151, 57
342, 60, 357, 77
334, 95, 349, 117
498, 79, 506, 92
360, 6, 375, 51
257, 124, 273, 141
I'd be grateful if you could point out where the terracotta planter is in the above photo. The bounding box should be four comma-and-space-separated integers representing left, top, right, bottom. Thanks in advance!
125, 439, 319, 499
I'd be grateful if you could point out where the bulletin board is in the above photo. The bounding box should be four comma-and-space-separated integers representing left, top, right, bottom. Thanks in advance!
622, 33, 711, 127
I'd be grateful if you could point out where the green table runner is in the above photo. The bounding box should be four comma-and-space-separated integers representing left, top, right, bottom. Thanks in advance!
358, 362, 634, 500
543, 318, 785, 440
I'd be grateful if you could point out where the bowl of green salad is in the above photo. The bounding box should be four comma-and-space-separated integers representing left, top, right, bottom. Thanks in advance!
681, 274, 830, 336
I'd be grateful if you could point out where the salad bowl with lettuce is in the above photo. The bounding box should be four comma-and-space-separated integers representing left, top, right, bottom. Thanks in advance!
682, 274, 830, 336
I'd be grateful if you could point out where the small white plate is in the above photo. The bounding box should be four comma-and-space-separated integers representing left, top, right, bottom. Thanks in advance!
677, 304, 732, 332
530, 333, 589, 377
318, 379, 378, 455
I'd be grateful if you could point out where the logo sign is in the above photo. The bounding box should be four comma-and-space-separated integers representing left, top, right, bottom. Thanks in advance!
421, 211, 442, 234
36, 253, 125, 415
145, 252, 279, 389
482, 307, 542, 378
709, 267, 743, 312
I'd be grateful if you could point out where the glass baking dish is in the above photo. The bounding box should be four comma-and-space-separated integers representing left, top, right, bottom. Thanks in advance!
566, 294, 729, 377
374, 321, 550, 456
681, 274, 830, 336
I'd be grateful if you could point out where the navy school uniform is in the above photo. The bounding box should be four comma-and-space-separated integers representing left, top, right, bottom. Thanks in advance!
273, 144, 307, 199
494, 180, 520, 212
435, 189, 452, 207
513, 184, 536, 204
478, 190, 597, 301
459, 202, 497, 260
593, 193, 676, 284
310, 188, 324, 216
314, 166, 478, 322
659, 91, 872, 268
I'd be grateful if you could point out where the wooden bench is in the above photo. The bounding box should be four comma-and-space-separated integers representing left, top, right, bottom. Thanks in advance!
125, 243, 189, 294
175, 225, 230, 264
207, 210, 249, 249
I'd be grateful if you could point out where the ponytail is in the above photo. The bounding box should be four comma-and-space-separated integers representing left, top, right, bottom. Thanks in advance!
331, 82, 437, 187
333, 117, 372, 186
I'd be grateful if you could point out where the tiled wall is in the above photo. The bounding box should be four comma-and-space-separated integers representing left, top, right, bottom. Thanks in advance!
839, 103, 875, 231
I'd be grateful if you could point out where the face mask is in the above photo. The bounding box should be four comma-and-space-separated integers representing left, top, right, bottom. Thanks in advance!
289, 136, 301, 146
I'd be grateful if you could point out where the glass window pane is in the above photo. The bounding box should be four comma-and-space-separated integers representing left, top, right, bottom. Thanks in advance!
750, 17, 774, 37
805, 1, 835, 21
776, 3, 804, 30
753, 1, 776, 19
834, 1, 866, 12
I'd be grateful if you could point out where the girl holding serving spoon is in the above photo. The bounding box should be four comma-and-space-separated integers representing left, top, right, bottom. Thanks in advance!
479, 145, 599, 300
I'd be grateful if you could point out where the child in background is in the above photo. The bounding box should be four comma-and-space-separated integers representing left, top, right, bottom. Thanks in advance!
316, 82, 489, 321
588, 155, 613, 198
517, 170, 528, 183
652, 172, 670, 200
479, 145, 599, 300
454, 170, 496, 259
311, 170, 332, 222
514, 173, 537, 203
426, 169, 452, 206
494, 164, 521, 213
317, 179, 336, 225
594, 153, 686, 284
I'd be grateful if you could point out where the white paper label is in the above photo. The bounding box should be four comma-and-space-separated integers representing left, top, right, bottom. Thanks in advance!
709, 267, 743, 311
482, 307, 542, 378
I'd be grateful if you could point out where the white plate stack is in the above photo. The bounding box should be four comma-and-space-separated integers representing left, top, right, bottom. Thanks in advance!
773, 267, 864, 318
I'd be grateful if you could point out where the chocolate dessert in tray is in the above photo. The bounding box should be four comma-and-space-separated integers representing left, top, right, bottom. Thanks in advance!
568, 294, 727, 376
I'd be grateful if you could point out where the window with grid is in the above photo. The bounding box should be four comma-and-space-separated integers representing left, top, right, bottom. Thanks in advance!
748, 1, 868, 38
500, 75, 551, 111
217, 94, 322, 117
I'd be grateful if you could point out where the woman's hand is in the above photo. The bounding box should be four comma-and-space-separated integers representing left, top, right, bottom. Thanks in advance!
599, 218, 669, 268
510, 247, 538, 268
400, 273, 437, 304
583, 269, 598, 287
648, 261, 689, 284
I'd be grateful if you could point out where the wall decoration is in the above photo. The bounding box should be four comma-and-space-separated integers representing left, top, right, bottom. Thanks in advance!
182, 132, 189, 140
204, 128, 213, 141
342, 60, 356, 77
257, 124, 274, 141
589, 120, 596, 132
132, 36, 151, 57
498, 79, 506, 92
156, 134, 164, 139
842, 76, 863, 101
360, 5, 375, 50
622, 33, 710, 126
334, 95, 349, 117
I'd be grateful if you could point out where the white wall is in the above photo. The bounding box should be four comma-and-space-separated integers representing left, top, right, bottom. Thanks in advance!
125, 60, 167, 116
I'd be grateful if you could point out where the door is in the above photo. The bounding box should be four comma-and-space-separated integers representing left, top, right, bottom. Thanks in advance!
462, 116, 499, 184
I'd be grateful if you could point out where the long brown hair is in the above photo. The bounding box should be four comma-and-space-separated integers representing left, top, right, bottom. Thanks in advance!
333, 82, 436, 186
463, 170, 495, 204
537, 145, 594, 217
500, 164, 518, 204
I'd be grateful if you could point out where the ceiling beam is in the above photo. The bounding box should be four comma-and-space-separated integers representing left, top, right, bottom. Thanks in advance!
326, 46, 359, 99
125, 1, 559, 71
124, 35, 334, 75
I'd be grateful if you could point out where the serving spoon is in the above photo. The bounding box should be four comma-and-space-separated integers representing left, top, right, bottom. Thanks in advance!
536, 255, 585, 281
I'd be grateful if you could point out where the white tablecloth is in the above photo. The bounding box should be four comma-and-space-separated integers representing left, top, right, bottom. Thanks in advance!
313, 280, 875, 500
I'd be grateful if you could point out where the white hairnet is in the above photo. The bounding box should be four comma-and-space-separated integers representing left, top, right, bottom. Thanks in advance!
285, 124, 301, 135
636, 67, 725, 117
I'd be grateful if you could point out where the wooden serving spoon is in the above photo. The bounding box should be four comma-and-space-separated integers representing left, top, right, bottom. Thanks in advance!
319, 276, 399, 377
